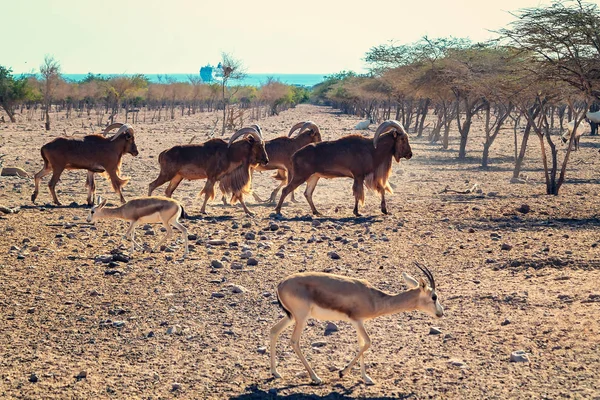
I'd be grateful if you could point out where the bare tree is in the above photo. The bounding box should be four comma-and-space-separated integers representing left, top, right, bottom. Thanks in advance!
40, 55, 61, 130
220, 53, 246, 135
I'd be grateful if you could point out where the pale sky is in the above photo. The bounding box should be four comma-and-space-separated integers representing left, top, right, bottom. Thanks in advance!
2, 0, 582, 75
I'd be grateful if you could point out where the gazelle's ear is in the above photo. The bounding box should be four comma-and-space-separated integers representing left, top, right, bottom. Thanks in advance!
402, 272, 419, 289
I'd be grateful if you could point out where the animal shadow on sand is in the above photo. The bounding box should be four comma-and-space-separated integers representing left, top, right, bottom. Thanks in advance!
230, 382, 414, 400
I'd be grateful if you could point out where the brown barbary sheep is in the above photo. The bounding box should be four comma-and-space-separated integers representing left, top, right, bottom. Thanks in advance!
255, 121, 322, 203
148, 126, 268, 215
275, 120, 412, 217
31, 123, 138, 206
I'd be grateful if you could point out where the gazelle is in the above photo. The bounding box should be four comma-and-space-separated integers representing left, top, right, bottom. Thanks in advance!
87, 196, 189, 257
270, 263, 443, 385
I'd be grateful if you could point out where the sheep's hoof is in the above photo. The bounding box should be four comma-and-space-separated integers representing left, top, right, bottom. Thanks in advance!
363, 375, 375, 385
311, 376, 323, 385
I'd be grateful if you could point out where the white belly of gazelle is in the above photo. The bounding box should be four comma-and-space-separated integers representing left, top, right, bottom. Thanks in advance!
310, 305, 351, 322
136, 213, 163, 224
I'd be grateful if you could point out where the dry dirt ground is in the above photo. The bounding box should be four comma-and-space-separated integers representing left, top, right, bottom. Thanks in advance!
0, 104, 599, 399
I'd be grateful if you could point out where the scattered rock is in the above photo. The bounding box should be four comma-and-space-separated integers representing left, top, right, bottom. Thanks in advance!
207, 239, 227, 246
311, 341, 327, 348
328, 251, 341, 260
240, 251, 252, 259
75, 370, 87, 380
211, 260, 224, 269
510, 350, 530, 362
166, 326, 178, 335
312, 220, 321, 227
211, 292, 225, 298
230, 285, 247, 294
246, 258, 258, 266
172, 383, 181, 391
29, 373, 38, 383
501, 319, 511, 326
324, 322, 338, 336
501, 243, 513, 251
231, 262, 243, 270
429, 327, 442, 335
257, 346, 267, 354
112, 321, 126, 328
516, 204, 531, 214
448, 359, 466, 367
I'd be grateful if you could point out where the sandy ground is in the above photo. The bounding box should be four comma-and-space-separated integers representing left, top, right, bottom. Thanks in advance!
0, 104, 599, 399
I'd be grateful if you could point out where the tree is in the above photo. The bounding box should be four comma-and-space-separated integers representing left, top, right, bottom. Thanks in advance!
500, 0, 600, 194
0, 66, 28, 122
220, 53, 246, 135
40, 55, 61, 130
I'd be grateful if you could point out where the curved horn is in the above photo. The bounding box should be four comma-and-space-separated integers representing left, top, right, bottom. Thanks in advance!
250, 124, 263, 138
414, 261, 435, 291
288, 121, 307, 137
102, 122, 124, 136
110, 124, 133, 141
373, 120, 406, 148
297, 121, 319, 136
228, 127, 262, 147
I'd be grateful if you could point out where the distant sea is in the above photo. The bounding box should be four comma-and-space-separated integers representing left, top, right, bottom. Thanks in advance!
61, 73, 327, 87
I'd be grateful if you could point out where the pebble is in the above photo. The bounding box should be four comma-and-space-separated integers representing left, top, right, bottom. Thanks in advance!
240, 251, 252, 259
142, 224, 152, 230
211, 260, 224, 269
29, 373, 38, 383
166, 326, 178, 335
244, 232, 256, 240
275, 252, 285, 258
172, 383, 181, 391
10, 245, 20, 252
231, 262, 243, 270
328, 251, 341, 260
257, 346, 267, 354
207, 239, 227, 246
242, 222, 251, 228
516, 204, 531, 214
448, 359, 466, 367
324, 322, 338, 336
429, 327, 442, 335
247, 258, 258, 266
112, 321, 126, 328
501, 243, 513, 251
269, 223, 280, 231
311, 341, 327, 347
30, 246, 40, 252
211, 292, 225, 298
510, 350, 530, 362
75, 370, 87, 380
231, 285, 247, 294
145, 230, 155, 236
17, 254, 25, 260
501, 319, 511, 326
311, 220, 321, 227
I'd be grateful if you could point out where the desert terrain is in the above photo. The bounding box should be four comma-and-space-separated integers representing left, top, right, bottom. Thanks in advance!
0, 104, 599, 399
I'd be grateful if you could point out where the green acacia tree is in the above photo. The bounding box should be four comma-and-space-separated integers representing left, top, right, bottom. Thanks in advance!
0, 66, 28, 122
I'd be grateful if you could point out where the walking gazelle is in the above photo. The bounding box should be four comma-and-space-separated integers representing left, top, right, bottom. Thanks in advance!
270, 263, 443, 385
87, 196, 189, 257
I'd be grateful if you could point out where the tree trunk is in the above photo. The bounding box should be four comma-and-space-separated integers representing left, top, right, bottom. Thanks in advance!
45, 103, 50, 131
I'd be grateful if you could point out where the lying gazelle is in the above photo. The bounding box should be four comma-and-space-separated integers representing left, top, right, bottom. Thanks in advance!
270, 263, 443, 385
87, 196, 189, 257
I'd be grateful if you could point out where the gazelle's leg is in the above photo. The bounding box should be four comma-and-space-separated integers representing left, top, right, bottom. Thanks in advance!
171, 218, 189, 256
270, 315, 294, 378
358, 328, 374, 385
290, 313, 322, 384
124, 221, 140, 253
152, 217, 173, 252
339, 320, 372, 384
